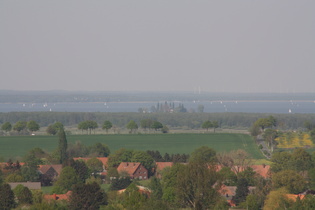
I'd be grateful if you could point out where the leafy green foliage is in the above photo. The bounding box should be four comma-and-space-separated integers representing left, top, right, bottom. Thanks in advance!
78, 120, 98, 135
5, 173, 25, 182
232, 178, 249, 205
102, 120, 113, 133
140, 119, 153, 131
0, 183, 16, 210
69, 182, 107, 210
13, 121, 27, 132
126, 120, 138, 133
151, 121, 163, 131
189, 146, 217, 163
175, 160, 221, 209
46, 122, 64, 135
202, 120, 213, 131
263, 188, 292, 210
148, 177, 163, 200
217, 167, 237, 186
1, 122, 12, 133
272, 170, 306, 194
72, 160, 89, 183
58, 128, 68, 164
53, 166, 80, 193
86, 157, 104, 176
110, 178, 132, 191
13, 184, 33, 205
27, 120, 40, 132
89, 142, 110, 157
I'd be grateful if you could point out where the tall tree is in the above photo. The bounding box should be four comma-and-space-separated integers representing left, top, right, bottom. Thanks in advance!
201, 120, 213, 132
72, 160, 89, 183
89, 142, 110, 157
140, 119, 153, 131
272, 170, 306, 194
149, 176, 163, 200
189, 146, 217, 163
1, 122, 12, 133
13, 121, 27, 132
151, 121, 163, 131
263, 188, 292, 210
69, 182, 107, 210
212, 121, 219, 133
232, 178, 249, 205
126, 120, 138, 133
13, 184, 33, 205
0, 183, 16, 210
78, 121, 98, 134
176, 160, 221, 209
263, 128, 278, 152
58, 128, 68, 164
102, 120, 113, 133
27, 120, 40, 133
52, 166, 80, 193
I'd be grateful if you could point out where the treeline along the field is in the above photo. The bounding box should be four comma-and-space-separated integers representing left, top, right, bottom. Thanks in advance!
1, 112, 315, 130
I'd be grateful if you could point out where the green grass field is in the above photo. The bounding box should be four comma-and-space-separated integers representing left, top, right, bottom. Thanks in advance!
0, 133, 264, 160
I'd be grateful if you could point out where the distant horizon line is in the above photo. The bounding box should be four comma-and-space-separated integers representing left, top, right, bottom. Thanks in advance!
1, 89, 315, 94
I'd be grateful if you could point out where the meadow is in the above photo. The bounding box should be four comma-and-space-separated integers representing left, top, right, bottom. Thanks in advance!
0, 133, 264, 160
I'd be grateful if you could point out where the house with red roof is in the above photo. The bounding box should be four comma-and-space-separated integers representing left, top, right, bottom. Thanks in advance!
38, 164, 62, 186
155, 162, 173, 178
216, 164, 270, 179
117, 162, 148, 180
219, 184, 256, 207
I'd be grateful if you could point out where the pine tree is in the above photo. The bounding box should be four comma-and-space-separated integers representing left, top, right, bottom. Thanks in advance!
232, 178, 249, 205
0, 184, 16, 210
58, 128, 68, 164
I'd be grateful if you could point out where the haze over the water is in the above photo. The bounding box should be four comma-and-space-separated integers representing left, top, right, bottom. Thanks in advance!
1, 1, 314, 93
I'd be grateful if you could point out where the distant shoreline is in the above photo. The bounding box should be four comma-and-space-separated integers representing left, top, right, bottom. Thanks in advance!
1, 99, 314, 104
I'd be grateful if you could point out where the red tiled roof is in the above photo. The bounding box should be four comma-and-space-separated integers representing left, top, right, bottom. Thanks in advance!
117, 162, 141, 176
251, 165, 270, 178
216, 164, 270, 178
44, 191, 72, 201
38, 165, 62, 175
156, 162, 173, 171
286, 194, 306, 201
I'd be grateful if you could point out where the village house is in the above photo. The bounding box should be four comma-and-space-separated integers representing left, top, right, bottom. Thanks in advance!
155, 162, 173, 178
117, 162, 148, 180
38, 164, 62, 186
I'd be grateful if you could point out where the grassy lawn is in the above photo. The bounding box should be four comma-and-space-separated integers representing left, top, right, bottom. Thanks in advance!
0, 133, 265, 160
41, 186, 54, 194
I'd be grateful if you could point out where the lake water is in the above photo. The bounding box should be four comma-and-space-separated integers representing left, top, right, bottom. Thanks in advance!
0, 100, 315, 113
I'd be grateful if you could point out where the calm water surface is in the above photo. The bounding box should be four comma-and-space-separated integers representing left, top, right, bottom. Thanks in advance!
0, 101, 315, 113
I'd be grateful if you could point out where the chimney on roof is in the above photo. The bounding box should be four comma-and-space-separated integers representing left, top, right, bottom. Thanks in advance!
262, 164, 266, 168
53, 194, 57, 200
126, 162, 129, 166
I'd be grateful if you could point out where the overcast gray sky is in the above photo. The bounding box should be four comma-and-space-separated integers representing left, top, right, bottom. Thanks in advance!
1, 1, 314, 93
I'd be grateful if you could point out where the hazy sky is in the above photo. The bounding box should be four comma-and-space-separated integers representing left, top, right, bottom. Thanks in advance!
1, 1, 314, 93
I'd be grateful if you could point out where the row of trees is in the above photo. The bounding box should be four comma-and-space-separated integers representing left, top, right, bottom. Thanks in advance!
2, 112, 315, 130
1, 120, 40, 134
2, 118, 220, 136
